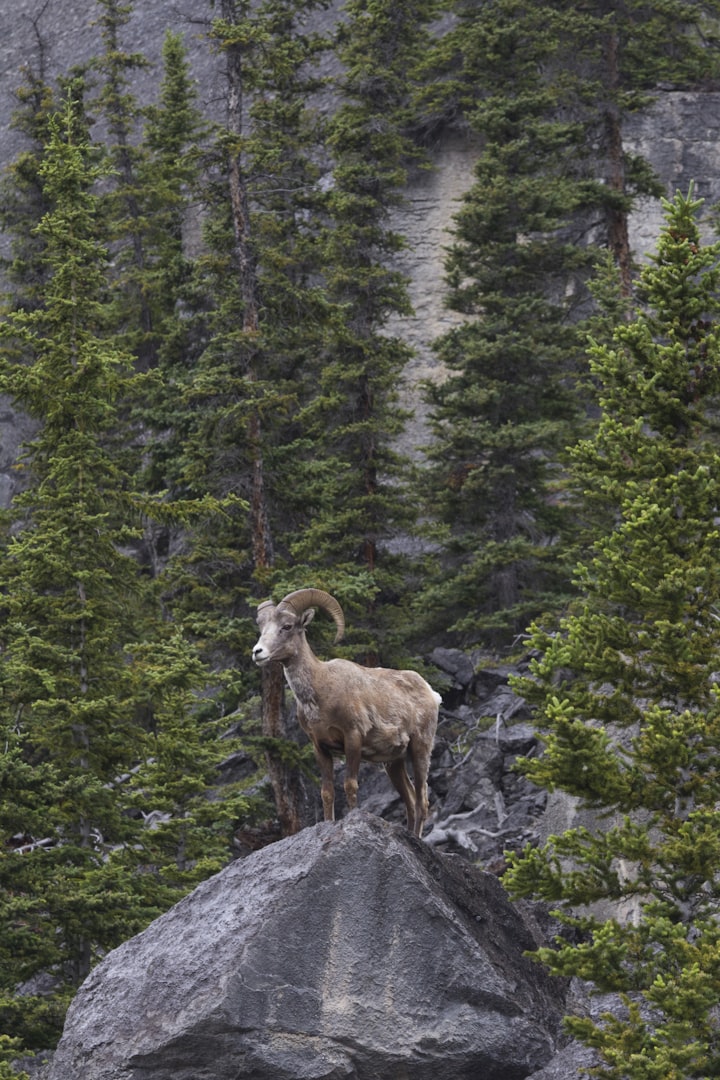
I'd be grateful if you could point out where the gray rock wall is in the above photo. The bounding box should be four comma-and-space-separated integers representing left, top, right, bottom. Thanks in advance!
1, 6, 720, 484
0, 0, 219, 161
625, 90, 720, 258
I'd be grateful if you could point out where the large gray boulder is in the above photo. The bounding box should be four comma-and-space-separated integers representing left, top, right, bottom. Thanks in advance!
48, 811, 566, 1080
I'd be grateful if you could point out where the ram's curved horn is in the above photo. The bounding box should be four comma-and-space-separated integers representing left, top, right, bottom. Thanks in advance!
277, 588, 345, 643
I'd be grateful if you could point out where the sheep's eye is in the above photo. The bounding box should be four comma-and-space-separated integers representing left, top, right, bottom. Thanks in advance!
281, 623, 293, 633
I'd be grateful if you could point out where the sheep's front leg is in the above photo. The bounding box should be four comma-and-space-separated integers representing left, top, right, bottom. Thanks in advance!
315, 744, 336, 821
343, 732, 362, 812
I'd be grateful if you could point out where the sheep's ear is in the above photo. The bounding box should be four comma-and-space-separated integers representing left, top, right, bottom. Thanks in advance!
300, 608, 316, 630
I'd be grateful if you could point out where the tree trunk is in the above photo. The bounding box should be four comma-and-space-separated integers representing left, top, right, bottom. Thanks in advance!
222, 0, 307, 835
261, 664, 311, 836
603, 28, 633, 299
101, 0, 155, 369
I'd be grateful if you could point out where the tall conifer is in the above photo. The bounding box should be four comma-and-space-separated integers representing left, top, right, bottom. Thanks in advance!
579, 0, 720, 295
161, 0, 334, 834
92, 0, 156, 368
504, 189, 720, 1077
0, 87, 147, 1049
417, 0, 720, 652
293, 0, 439, 659
139, 29, 204, 335
132, 28, 208, 503
0, 65, 55, 314
0, 90, 248, 1054
416, 0, 598, 650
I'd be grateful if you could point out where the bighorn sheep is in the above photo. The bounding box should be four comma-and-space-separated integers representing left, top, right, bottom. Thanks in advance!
252, 588, 440, 837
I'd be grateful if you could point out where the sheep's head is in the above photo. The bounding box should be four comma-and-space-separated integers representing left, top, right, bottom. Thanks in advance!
252, 588, 345, 667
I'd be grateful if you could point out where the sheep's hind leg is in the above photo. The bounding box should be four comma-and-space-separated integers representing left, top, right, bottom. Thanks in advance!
409, 738, 432, 837
385, 758, 417, 835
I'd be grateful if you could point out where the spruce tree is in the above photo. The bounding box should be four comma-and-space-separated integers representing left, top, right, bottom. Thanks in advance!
160, 0, 336, 834
0, 87, 148, 1049
578, 0, 720, 295
139, 28, 204, 344
0, 64, 55, 314
0, 90, 248, 1055
165, 0, 332, 613
91, 0, 157, 368
416, 0, 720, 652
415, 0, 599, 651
131, 27, 208, 504
291, 0, 439, 661
504, 189, 720, 1078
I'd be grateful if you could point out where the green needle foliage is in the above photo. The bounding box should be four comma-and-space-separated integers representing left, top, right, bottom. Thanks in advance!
0, 65, 56, 314
92, 0, 157, 369
291, 0, 440, 659
415, 0, 599, 650
150, 0, 338, 836
0, 88, 151, 1047
0, 91, 251, 1054
415, 0, 720, 652
138, 29, 205, 346
162, 0, 333, 616
504, 188, 720, 1078
130, 28, 209, 504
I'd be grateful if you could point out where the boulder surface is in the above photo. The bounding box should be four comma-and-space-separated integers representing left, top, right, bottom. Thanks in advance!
48, 811, 565, 1080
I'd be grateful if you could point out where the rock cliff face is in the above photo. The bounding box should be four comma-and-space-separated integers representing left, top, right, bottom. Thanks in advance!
46, 812, 567, 1080
1, 4, 720, 475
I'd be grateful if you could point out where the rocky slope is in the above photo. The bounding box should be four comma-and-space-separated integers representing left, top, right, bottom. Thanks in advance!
19, 657, 614, 1080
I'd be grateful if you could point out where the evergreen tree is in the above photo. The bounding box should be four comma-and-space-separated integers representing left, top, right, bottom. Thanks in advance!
0, 63, 55, 314
131, 28, 208, 506
415, 0, 599, 651
415, 0, 720, 652
164, 0, 332, 616
139, 29, 204, 346
0, 1035, 28, 1080
160, 0, 336, 834
91, 0, 159, 370
504, 189, 720, 1078
82, 7, 209, 457
291, 0, 439, 660
0, 88, 148, 1048
577, 0, 720, 296
0, 91, 250, 1055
